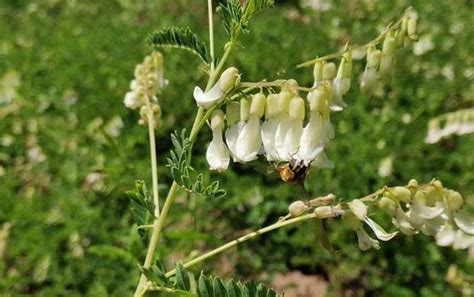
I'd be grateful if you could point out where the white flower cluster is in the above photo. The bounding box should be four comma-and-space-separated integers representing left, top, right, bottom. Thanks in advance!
425, 108, 474, 144
124, 52, 164, 128
198, 56, 355, 172
348, 179, 473, 251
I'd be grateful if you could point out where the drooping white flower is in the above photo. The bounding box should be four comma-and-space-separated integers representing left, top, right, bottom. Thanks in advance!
360, 48, 381, 96
261, 94, 280, 161
356, 227, 380, 251
332, 51, 352, 111
297, 86, 333, 164
234, 94, 266, 163
206, 110, 230, 172
225, 102, 245, 163
453, 209, 474, 235
274, 90, 293, 160
282, 96, 305, 158
452, 230, 474, 249
194, 67, 240, 109
436, 223, 456, 246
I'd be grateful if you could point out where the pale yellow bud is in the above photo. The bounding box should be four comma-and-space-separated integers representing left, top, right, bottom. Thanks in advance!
378, 197, 397, 216
307, 87, 329, 112
289, 201, 309, 217
265, 94, 279, 119
323, 62, 337, 80
348, 199, 367, 220
407, 179, 419, 189
219, 67, 240, 93
278, 90, 292, 114
283, 79, 299, 94
211, 109, 225, 130
389, 186, 412, 203
447, 190, 463, 211
250, 93, 266, 117
368, 49, 382, 68
309, 193, 336, 207
407, 17, 418, 41
337, 51, 352, 79
314, 205, 343, 219
313, 61, 324, 84
240, 98, 250, 121
289, 97, 305, 121
226, 102, 240, 126
413, 190, 427, 204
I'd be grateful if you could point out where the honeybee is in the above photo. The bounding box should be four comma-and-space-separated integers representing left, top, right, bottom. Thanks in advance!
276, 158, 311, 185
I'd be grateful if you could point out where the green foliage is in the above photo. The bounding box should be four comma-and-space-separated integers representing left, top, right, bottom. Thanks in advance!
147, 27, 210, 64
144, 263, 279, 296
167, 130, 226, 199
127, 180, 155, 236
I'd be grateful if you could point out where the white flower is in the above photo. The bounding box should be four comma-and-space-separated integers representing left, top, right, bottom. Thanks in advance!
452, 230, 474, 249
206, 110, 230, 172
453, 209, 474, 235
124, 91, 139, 109
233, 94, 266, 163
356, 227, 380, 251
261, 94, 281, 161
194, 67, 240, 109
436, 223, 456, 246
193, 82, 225, 109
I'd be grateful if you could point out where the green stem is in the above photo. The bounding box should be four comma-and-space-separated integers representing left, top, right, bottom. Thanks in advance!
165, 213, 318, 277
208, 0, 215, 73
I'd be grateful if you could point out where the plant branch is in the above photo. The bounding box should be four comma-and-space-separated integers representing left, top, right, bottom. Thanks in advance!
297, 17, 404, 68
208, 0, 215, 72
165, 212, 318, 277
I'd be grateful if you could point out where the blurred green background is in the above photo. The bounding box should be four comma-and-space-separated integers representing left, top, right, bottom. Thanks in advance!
0, 0, 473, 296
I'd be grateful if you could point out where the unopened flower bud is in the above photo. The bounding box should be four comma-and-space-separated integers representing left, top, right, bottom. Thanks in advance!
348, 199, 367, 220
447, 190, 463, 211
323, 62, 337, 80
380, 34, 397, 76
337, 51, 352, 79
313, 61, 324, 84
367, 49, 382, 68
378, 197, 397, 216
288, 201, 309, 217
240, 98, 250, 121
307, 87, 330, 112
413, 190, 427, 204
289, 97, 305, 121
265, 94, 279, 119
309, 193, 336, 207
314, 205, 343, 219
211, 109, 225, 130
407, 179, 419, 189
283, 79, 299, 94
407, 17, 418, 41
219, 67, 240, 93
278, 90, 292, 114
226, 102, 240, 125
389, 186, 412, 203
250, 93, 266, 117
432, 179, 443, 190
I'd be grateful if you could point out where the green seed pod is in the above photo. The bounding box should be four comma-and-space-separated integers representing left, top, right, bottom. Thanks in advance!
250, 93, 266, 118
289, 201, 309, 217
447, 190, 463, 211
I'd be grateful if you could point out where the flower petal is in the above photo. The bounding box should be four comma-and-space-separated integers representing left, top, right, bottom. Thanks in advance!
356, 227, 380, 251
261, 118, 280, 161
275, 115, 291, 161
365, 217, 398, 241
206, 129, 230, 172
225, 122, 245, 162
193, 83, 224, 108
435, 224, 456, 247
348, 199, 367, 221
453, 209, 474, 235
452, 230, 474, 250
235, 114, 261, 163
283, 120, 303, 158
393, 207, 417, 235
